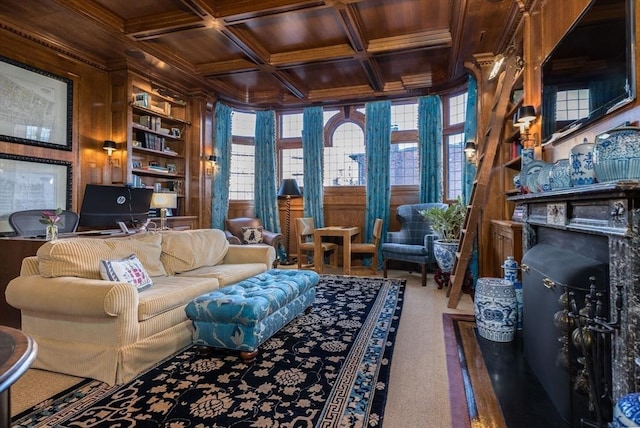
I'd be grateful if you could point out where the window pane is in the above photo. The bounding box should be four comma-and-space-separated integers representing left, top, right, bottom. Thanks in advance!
324, 122, 365, 186
281, 148, 304, 188
390, 142, 419, 185
391, 103, 418, 130
448, 93, 468, 126
447, 133, 464, 200
556, 89, 590, 121
232, 111, 256, 137
281, 113, 303, 138
229, 143, 255, 200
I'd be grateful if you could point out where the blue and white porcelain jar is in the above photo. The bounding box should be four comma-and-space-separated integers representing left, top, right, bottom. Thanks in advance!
521, 147, 535, 168
612, 393, 640, 427
593, 127, 640, 182
570, 140, 596, 186
550, 159, 571, 190
502, 256, 523, 331
474, 277, 517, 342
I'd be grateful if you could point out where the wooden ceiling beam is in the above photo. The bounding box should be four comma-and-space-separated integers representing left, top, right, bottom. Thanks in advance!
270, 44, 355, 66
367, 30, 453, 53
124, 11, 207, 40
196, 59, 260, 76
49, 0, 123, 31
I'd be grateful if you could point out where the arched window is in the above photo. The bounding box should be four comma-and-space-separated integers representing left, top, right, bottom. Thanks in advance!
324, 121, 365, 186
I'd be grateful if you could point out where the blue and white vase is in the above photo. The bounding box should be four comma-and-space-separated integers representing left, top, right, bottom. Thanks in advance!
502, 256, 523, 331
474, 277, 517, 342
570, 140, 596, 186
433, 240, 458, 273
593, 127, 640, 182
612, 393, 640, 427
521, 147, 535, 168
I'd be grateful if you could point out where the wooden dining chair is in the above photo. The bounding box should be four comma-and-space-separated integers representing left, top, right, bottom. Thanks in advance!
295, 217, 339, 270
350, 218, 383, 275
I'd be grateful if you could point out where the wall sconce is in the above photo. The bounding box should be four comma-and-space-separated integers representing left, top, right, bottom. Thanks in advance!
514, 105, 537, 146
103, 140, 117, 159
464, 141, 477, 164
207, 155, 218, 165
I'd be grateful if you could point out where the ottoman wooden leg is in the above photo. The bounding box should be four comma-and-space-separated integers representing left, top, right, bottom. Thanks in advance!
240, 349, 259, 362
195, 345, 212, 356
305, 305, 313, 314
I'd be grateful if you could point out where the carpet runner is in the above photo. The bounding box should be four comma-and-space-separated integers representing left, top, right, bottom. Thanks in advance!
12, 274, 405, 428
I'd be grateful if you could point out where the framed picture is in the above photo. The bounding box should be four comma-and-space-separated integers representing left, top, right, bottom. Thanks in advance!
0, 56, 73, 151
0, 153, 72, 234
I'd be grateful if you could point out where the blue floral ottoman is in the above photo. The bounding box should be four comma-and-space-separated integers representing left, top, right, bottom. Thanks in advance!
185, 269, 319, 361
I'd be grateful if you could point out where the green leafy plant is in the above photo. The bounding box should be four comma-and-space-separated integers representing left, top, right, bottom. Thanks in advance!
418, 197, 466, 242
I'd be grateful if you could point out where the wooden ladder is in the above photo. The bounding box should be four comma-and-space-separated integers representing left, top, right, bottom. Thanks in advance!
447, 55, 521, 308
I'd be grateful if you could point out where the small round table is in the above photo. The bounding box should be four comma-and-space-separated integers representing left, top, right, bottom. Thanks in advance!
0, 326, 37, 428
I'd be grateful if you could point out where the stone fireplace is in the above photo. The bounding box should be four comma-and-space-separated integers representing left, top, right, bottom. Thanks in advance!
511, 181, 640, 426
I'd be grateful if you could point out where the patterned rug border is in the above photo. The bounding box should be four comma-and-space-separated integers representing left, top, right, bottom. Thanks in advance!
443, 313, 506, 428
13, 274, 406, 428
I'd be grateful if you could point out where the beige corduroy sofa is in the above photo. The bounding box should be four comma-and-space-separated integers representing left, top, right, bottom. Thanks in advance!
5, 228, 276, 385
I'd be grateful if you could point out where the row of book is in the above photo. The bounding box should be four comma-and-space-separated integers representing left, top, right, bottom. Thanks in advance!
135, 130, 165, 151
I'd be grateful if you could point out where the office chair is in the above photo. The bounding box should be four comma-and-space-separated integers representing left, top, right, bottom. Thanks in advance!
9, 209, 79, 236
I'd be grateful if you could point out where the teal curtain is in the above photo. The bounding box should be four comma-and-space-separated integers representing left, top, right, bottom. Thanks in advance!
302, 106, 325, 227
211, 102, 232, 230
463, 75, 478, 204
364, 100, 391, 268
462, 76, 479, 289
418, 96, 443, 203
254, 110, 281, 235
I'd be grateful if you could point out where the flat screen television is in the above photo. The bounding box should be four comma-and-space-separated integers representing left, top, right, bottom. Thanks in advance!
78, 184, 153, 229
540, 0, 636, 142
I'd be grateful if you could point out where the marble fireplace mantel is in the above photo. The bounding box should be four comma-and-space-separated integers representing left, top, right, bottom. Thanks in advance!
510, 180, 640, 401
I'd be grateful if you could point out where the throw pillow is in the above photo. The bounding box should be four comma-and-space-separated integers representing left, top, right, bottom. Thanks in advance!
241, 226, 263, 244
100, 254, 153, 292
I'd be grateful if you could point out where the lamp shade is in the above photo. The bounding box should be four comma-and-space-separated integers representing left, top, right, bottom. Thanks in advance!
103, 140, 117, 155
464, 141, 477, 153
514, 105, 536, 124
277, 179, 302, 198
150, 192, 177, 209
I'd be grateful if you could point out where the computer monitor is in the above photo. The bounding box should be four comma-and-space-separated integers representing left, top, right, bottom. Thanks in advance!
78, 184, 153, 229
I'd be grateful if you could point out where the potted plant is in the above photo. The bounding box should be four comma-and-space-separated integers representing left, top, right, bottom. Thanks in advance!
418, 197, 466, 273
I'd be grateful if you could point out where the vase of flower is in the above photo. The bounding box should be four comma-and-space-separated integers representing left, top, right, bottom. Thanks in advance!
40, 208, 64, 241
45, 224, 59, 240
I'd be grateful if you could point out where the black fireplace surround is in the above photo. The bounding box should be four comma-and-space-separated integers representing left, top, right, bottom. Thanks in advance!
510, 181, 640, 427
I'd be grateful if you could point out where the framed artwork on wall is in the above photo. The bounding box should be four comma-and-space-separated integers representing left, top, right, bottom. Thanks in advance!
0, 153, 72, 235
0, 55, 73, 151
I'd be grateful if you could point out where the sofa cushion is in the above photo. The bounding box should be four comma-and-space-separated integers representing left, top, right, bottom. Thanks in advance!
160, 229, 229, 274
177, 263, 269, 287
137, 275, 219, 321
37, 232, 166, 279
100, 254, 153, 292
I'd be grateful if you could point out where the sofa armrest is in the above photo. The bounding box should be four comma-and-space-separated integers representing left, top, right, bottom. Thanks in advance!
20, 256, 40, 276
6, 275, 138, 318
223, 244, 276, 267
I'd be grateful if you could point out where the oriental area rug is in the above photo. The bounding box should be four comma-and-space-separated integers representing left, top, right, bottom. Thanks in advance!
12, 275, 405, 428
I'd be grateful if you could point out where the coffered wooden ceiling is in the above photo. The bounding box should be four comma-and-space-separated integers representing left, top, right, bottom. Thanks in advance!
0, 0, 527, 108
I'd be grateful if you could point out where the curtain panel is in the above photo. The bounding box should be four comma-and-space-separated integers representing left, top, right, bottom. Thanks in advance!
463, 75, 478, 204
364, 100, 391, 267
302, 106, 325, 227
211, 102, 232, 230
254, 110, 281, 234
418, 96, 443, 203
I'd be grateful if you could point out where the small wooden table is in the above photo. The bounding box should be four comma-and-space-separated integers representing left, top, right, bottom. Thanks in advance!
0, 326, 37, 428
313, 226, 360, 275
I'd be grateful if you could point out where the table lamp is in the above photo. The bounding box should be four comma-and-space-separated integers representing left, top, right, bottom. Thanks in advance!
150, 192, 177, 230
277, 178, 302, 265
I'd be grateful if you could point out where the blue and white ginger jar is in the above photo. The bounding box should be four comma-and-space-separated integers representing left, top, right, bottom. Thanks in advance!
502, 256, 523, 331
550, 159, 571, 190
612, 393, 640, 427
593, 127, 640, 182
570, 141, 596, 186
474, 277, 517, 342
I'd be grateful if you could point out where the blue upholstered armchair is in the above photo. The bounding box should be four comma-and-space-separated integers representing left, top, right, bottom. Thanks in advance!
382, 203, 447, 286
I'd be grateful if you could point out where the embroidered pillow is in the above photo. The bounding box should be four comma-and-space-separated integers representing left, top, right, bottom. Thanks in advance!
241, 226, 263, 244
100, 254, 153, 292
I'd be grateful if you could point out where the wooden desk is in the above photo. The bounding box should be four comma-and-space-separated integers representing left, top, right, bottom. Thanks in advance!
313, 226, 360, 275
0, 326, 37, 428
